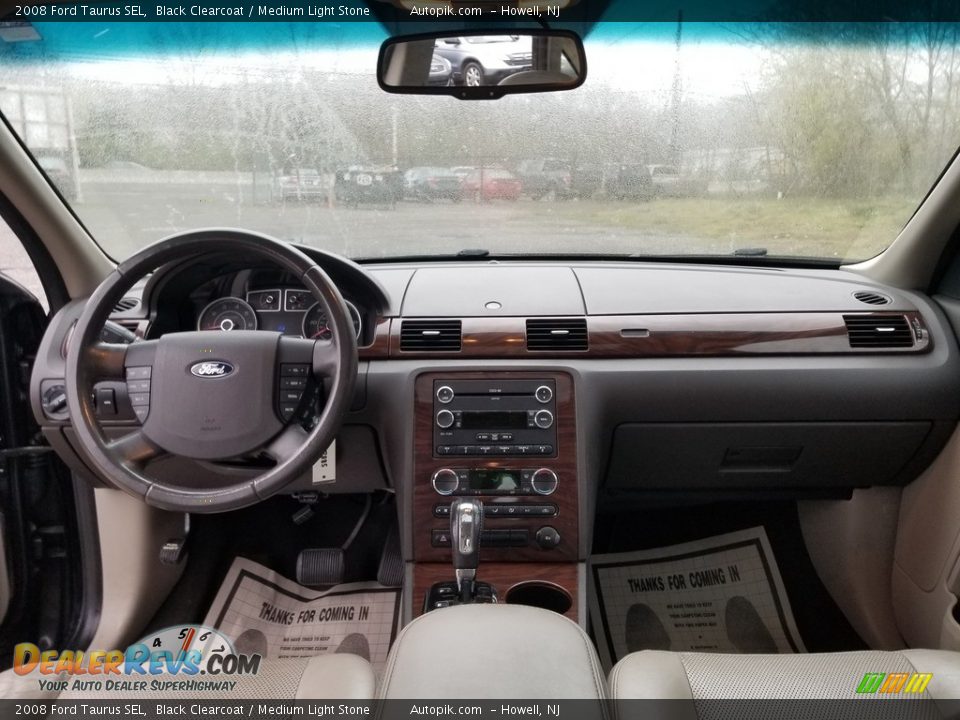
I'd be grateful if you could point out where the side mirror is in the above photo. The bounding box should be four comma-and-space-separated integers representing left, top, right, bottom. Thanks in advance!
378, 29, 587, 100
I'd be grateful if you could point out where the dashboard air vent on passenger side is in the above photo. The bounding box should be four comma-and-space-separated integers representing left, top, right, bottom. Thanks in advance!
113, 297, 139, 312
400, 320, 462, 352
526, 318, 589, 351
853, 291, 892, 306
843, 314, 914, 348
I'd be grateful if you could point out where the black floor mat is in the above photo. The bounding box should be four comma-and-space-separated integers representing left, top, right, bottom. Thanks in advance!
592, 500, 867, 653
144, 491, 397, 634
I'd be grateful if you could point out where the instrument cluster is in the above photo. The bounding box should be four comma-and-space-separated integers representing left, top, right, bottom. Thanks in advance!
197, 287, 363, 340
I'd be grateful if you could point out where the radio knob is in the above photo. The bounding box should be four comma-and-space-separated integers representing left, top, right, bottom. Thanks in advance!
530, 468, 558, 495
533, 409, 554, 429
436, 409, 455, 429
436, 385, 455, 404
535, 385, 553, 404
432, 468, 460, 495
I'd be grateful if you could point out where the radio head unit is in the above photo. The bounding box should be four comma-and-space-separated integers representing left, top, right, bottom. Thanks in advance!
432, 379, 558, 458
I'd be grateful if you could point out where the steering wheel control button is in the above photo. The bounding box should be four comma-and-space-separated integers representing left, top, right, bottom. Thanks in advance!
280, 390, 304, 404
126, 379, 150, 394
436, 409, 455, 429
436, 385, 455, 403
123, 367, 152, 422
535, 526, 562, 550
281, 377, 307, 390
533, 409, 554, 429
535, 385, 553, 403
281, 363, 310, 377
531, 468, 559, 495
95, 388, 117, 416
125, 366, 151, 380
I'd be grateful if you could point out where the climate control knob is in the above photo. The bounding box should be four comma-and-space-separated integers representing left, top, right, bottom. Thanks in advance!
530, 468, 559, 496
533, 409, 554, 429
432, 468, 460, 495
436, 409, 455, 429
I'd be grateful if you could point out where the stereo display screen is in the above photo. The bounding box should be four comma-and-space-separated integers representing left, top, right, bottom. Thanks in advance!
460, 411, 528, 430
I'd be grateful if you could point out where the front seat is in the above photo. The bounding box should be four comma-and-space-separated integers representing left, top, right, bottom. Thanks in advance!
0, 655, 376, 700
609, 650, 960, 702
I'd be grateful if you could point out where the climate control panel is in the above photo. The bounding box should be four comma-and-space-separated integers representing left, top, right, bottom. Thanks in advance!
430, 467, 559, 496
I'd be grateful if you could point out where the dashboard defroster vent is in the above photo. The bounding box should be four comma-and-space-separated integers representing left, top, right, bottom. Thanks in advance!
843, 314, 914, 348
400, 320, 462, 352
113, 297, 139, 312
526, 318, 588, 351
853, 291, 892, 306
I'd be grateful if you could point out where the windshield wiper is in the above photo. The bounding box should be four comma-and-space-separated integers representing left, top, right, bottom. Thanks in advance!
733, 247, 768, 257
457, 248, 490, 258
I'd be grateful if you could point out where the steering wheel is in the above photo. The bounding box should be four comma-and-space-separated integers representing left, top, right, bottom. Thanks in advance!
64, 229, 358, 513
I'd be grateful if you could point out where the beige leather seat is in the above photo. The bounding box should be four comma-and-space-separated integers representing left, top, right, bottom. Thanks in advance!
0, 655, 376, 700
380, 604, 606, 700
609, 649, 960, 700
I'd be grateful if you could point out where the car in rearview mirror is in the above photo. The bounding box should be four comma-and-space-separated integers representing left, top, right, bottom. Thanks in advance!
378, 30, 587, 100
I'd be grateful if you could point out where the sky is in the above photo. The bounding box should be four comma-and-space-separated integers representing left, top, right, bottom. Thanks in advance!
1, 22, 769, 99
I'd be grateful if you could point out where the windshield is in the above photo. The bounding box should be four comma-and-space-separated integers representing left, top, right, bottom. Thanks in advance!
1, 22, 958, 263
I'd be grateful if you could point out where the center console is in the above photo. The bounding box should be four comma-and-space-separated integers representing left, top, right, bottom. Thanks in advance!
412, 372, 580, 620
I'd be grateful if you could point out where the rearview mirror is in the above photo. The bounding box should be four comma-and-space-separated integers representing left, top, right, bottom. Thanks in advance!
378, 30, 587, 100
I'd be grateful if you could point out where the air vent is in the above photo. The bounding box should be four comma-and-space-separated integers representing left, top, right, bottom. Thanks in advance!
853, 291, 891, 306
526, 318, 588, 351
400, 320, 462, 352
113, 297, 138, 312
843, 314, 913, 348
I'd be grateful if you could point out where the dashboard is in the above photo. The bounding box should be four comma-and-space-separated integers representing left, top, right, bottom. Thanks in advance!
23, 239, 960, 626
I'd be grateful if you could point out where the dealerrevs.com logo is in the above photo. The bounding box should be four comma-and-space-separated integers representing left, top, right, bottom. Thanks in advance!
856, 672, 933, 694
13, 625, 260, 693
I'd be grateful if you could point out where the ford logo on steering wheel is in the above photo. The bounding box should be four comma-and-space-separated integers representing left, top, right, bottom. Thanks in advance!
190, 361, 234, 378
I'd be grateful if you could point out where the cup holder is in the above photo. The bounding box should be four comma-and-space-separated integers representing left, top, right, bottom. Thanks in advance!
504, 581, 573, 614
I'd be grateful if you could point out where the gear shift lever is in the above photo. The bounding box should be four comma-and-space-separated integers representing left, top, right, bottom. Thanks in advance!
450, 498, 483, 601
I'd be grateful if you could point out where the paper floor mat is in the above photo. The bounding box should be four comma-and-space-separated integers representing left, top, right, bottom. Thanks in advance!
204, 557, 401, 674
588, 527, 804, 669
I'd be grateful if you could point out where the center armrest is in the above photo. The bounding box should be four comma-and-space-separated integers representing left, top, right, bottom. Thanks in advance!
378, 604, 606, 700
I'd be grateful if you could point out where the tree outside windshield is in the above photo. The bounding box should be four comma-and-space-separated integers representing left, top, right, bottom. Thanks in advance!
0, 22, 958, 263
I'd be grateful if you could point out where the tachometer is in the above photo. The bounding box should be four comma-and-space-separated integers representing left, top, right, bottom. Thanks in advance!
302, 300, 362, 340
197, 297, 258, 332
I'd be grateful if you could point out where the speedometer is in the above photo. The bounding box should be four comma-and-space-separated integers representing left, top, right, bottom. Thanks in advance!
302, 300, 362, 340
197, 297, 258, 332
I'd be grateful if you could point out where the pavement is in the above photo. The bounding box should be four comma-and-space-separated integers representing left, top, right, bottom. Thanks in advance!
72, 176, 701, 262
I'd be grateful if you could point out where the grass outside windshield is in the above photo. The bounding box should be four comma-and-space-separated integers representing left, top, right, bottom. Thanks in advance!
0, 22, 957, 263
